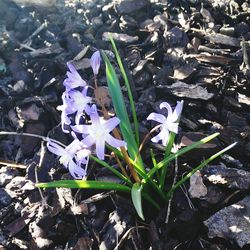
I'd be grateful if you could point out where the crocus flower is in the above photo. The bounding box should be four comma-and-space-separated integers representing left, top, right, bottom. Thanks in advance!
90, 51, 101, 75
47, 139, 90, 179
63, 62, 87, 91
147, 100, 184, 146
72, 105, 126, 160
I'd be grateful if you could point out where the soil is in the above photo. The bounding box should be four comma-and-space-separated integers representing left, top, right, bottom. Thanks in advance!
0, 0, 250, 249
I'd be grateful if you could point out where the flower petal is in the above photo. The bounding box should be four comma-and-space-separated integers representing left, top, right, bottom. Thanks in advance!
90, 51, 101, 75
47, 140, 65, 157
67, 160, 85, 179
95, 139, 105, 160
160, 102, 173, 117
171, 100, 184, 122
82, 135, 95, 147
89, 105, 100, 124
105, 134, 126, 148
71, 124, 91, 134
104, 117, 120, 131
147, 112, 166, 124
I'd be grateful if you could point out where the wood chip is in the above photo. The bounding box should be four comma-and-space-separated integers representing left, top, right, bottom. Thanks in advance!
164, 81, 214, 100
204, 33, 240, 47
204, 196, 250, 248
102, 32, 139, 44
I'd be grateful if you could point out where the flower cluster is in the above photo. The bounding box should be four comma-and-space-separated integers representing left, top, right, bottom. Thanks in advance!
47, 51, 125, 179
47, 50, 183, 180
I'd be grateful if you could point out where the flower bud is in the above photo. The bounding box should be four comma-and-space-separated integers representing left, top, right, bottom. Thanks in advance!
90, 51, 101, 75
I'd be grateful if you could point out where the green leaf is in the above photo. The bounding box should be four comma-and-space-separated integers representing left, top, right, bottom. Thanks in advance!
147, 132, 220, 179
36, 180, 131, 192
131, 183, 145, 220
101, 51, 145, 173
109, 35, 140, 146
166, 142, 237, 199
90, 155, 132, 186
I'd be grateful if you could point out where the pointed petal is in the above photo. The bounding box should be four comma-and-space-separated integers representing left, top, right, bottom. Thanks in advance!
147, 112, 166, 124
172, 100, 184, 122
151, 129, 165, 144
71, 124, 90, 134
67, 62, 77, 74
161, 129, 170, 146
82, 135, 95, 147
160, 102, 173, 117
105, 134, 126, 148
95, 139, 105, 160
67, 160, 85, 179
47, 140, 65, 157
104, 117, 120, 131
89, 105, 100, 124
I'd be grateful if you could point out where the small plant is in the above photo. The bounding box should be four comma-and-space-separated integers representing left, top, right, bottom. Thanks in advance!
0, 38, 236, 220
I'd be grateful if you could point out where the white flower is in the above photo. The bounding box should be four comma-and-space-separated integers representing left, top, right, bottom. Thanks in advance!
147, 101, 184, 146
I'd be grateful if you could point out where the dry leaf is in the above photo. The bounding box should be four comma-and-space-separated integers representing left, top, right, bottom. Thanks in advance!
189, 170, 207, 198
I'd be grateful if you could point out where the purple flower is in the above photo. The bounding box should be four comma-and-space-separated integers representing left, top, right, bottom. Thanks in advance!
68, 87, 92, 124
47, 139, 90, 179
57, 87, 92, 131
57, 92, 75, 133
63, 62, 87, 91
147, 101, 183, 146
90, 51, 101, 75
71, 105, 126, 160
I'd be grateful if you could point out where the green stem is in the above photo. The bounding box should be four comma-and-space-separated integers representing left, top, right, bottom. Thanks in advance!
159, 132, 176, 190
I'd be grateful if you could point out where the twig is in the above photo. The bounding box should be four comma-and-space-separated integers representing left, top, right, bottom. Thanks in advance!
35, 141, 47, 208
0, 159, 26, 169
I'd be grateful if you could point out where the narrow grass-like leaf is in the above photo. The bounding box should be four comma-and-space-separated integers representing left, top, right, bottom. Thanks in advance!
36, 180, 131, 192
90, 155, 132, 185
131, 183, 145, 220
109, 35, 139, 145
147, 132, 220, 179
166, 142, 237, 199
101, 51, 145, 173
